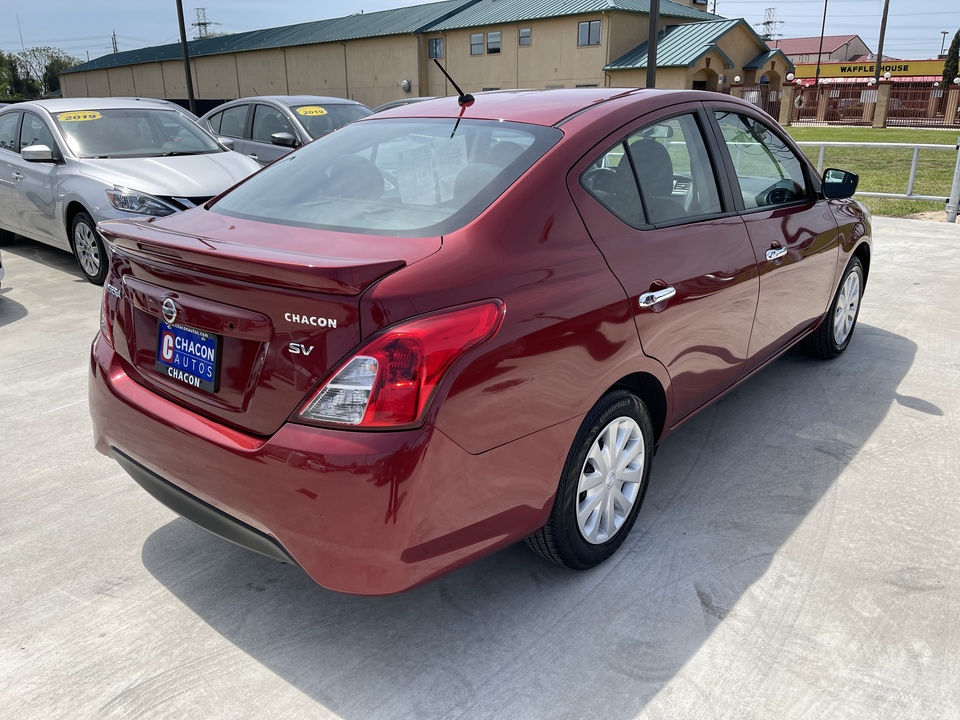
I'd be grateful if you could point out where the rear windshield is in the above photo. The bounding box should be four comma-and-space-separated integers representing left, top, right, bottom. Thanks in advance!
210, 118, 561, 237
54, 108, 222, 158
292, 104, 373, 139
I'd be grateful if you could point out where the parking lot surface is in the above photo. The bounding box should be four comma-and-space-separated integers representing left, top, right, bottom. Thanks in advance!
1, 216, 959, 719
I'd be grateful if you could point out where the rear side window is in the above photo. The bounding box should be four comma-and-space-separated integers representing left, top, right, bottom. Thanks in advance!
215, 105, 249, 138
0, 112, 20, 153
713, 111, 809, 210
581, 112, 721, 226
211, 118, 561, 237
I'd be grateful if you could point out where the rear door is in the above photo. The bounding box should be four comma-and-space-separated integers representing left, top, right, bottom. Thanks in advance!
0, 111, 22, 234
569, 106, 760, 425
706, 105, 840, 372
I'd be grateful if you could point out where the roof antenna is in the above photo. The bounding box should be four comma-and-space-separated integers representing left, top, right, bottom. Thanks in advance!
432, 58, 475, 107
433, 59, 474, 137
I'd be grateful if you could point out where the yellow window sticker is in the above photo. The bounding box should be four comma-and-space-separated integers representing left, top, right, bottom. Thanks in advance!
58, 111, 102, 122
296, 106, 328, 116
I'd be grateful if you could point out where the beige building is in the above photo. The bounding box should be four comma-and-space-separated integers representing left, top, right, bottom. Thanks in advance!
60, 0, 790, 109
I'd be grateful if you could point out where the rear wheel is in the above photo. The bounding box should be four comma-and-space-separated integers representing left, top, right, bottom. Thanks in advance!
527, 389, 654, 569
804, 256, 864, 359
71, 211, 107, 285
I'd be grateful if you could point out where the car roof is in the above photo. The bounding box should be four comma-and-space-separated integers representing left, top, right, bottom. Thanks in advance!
11, 98, 197, 114
217, 95, 366, 107
369, 88, 724, 126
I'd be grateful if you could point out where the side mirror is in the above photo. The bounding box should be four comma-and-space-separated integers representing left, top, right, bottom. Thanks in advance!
218, 137, 235, 150
822, 168, 859, 199
270, 132, 298, 148
21, 144, 54, 162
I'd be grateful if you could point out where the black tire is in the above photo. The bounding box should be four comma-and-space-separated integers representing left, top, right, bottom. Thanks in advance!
804, 256, 864, 359
71, 211, 108, 285
527, 389, 654, 570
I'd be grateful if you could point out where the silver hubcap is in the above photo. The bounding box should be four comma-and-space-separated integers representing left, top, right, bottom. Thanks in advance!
74, 221, 101, 277
833, 269, 861, 345
576, 416, 645, 545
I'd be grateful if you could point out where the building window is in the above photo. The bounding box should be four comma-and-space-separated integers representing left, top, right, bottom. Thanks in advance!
576, 84, 599, 88
519, 28, 531, 46
482, 87, 500, 91
428, 38, 443, 59
487, 31, 501, 54
578, 20, 601, 47
471, 33, 484, 55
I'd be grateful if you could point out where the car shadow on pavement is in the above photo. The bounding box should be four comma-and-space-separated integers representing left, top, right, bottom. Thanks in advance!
141, 323, 916, 719
0, 292, 27, 328
0, 236, 86, 282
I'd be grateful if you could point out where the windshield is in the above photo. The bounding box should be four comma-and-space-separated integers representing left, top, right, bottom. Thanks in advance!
211, 118, 561, 237
54, 108, 223, 158
292, 104, 374, 139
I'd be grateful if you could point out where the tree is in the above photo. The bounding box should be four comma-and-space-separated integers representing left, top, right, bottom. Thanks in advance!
943, 30, 960, 88
14, 46, 79, 97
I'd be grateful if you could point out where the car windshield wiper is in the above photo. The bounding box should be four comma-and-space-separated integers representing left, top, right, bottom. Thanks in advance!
161, 150, 208, 157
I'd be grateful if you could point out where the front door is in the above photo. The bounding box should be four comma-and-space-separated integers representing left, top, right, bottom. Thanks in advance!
11, 112, 63, 246
570, 108, 760, 425
708, 106, 840, 372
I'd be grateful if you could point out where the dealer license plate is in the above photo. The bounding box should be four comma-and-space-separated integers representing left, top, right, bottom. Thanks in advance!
155, 322, 220, 392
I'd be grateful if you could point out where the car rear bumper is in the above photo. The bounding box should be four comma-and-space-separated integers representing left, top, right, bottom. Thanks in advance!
89, 333, 576, 595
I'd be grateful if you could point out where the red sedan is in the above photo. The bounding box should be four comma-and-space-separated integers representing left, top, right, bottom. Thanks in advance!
89, 88, 870, 595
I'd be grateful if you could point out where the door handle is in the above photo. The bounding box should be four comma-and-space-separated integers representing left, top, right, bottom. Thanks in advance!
11, 170, 23, 181
638, 286, 676, 308
248, 153, 258, 160
765, 246, 788, 261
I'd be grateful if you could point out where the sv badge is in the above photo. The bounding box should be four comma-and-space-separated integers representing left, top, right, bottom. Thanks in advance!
288, 343, 315, 355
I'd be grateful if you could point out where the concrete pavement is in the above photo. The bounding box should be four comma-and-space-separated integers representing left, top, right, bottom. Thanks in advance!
1, 216, 959, 719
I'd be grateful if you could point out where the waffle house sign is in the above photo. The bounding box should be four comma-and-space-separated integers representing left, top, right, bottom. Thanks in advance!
795, 59, 945, 79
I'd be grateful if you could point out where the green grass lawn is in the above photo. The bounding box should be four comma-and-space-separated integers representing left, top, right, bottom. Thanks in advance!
785, 126, 959, 217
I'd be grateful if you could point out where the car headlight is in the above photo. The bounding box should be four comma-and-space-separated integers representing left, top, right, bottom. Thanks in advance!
105, 188, 179, 216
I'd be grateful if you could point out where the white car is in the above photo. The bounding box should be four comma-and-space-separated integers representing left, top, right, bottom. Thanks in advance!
0, 98, 260, 284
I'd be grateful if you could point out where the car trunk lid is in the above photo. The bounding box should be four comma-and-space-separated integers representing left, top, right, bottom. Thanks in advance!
98, 209, 439, 436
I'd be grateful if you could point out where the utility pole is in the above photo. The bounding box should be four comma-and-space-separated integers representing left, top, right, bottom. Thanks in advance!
941, 31, 950, 58
814, 0, 828, 87
710, 0, 718, 14
176, 0, 197, 115
646, 0, 660, 88
111, 30, 119, 54
873, 0, 890, 83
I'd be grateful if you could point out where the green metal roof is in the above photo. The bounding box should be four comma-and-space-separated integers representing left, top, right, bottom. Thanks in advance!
429, 0, 718, 31
63, 0, 478, 74
605, 17, 754, 70
744, 48, 793, 71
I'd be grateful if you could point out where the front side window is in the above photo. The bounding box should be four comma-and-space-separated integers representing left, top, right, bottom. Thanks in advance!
713, 111, 809, 210
578, 20, 601, 46
428, 37, 444, 59
470, 33, 484, 55
251, 104, 295, 144
211, 118, 561, 237
53, 109, 222, 158
487, 31, 501, 54
519, 28, 531, 46
20, 113, 57, 152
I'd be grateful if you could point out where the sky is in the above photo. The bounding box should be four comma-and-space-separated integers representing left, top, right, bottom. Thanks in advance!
1, 0, 957, 63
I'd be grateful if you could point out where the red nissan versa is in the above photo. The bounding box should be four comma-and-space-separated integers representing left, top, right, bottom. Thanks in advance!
89, 89, 871, 595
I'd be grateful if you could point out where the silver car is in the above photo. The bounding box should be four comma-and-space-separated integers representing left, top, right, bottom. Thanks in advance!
200, 96, 372, 166
0, 99, 261, 284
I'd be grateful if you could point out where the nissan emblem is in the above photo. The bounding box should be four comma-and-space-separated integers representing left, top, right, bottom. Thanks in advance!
161, 298, 178, 325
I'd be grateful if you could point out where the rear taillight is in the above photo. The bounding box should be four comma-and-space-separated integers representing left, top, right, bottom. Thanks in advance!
297, 301, 504, 429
